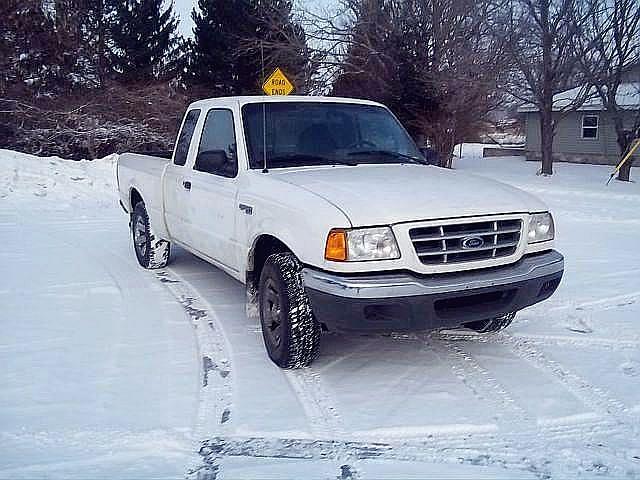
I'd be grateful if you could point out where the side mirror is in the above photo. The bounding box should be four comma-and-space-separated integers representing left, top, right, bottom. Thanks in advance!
195, 149, 232, 175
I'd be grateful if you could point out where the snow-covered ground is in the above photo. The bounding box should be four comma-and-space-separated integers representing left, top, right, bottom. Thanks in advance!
1, 148, 639, 479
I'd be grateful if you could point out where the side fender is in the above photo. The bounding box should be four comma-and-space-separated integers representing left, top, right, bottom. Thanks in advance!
238, 176, 352, 276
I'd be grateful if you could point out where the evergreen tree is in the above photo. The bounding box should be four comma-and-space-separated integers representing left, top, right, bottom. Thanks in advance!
331, 0, 401, 105
55, 0, 106, 88
110, 0, 180, 82
190, 0, 247, 94
331, 0, 431, 134
189, 0, 310, 95
243, 0, 311, 93
0, 0, 63, 95
82, 0, 114, 85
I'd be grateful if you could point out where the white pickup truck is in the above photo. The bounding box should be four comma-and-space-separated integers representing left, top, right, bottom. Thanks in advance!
117, 96, 563, 368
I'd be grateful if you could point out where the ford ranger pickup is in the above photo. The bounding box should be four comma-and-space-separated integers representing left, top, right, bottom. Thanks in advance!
116, 96, 564, 368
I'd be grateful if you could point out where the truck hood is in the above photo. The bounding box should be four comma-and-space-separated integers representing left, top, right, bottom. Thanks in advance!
273, 164, 548, 226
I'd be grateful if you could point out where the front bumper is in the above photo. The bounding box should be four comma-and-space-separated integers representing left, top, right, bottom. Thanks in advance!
303, 250, 564, 332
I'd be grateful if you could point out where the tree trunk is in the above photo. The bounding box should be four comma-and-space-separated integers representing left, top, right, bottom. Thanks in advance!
539, 0, 554, 176
618, 158, 634, 181
615, 122, 634, 182
539, 109, 554, 175
433, 122, 456, 169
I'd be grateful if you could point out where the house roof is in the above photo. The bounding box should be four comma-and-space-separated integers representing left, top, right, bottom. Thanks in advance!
518, 82, 640, 113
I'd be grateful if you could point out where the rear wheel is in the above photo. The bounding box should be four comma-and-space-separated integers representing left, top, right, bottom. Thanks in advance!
259, 252, 320, 368
131, 202, 170, 269
463, 312, 516, 333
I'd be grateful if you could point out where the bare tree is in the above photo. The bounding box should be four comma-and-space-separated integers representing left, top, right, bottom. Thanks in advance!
495, 0, 589, 175
301, 0, 508, 167
414, 0, 509, 167
573, 0, 640, 181
291, 0, 378, 94
235, 0, 315, 94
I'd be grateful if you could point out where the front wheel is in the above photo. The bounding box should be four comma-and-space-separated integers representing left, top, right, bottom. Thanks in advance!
463, 312, 516, 333
259, 252, 321, 368
131, 202, 171, 269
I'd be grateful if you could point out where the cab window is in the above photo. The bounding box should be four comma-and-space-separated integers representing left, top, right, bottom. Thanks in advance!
173, 109, 201, 166
194, 109, 238, 178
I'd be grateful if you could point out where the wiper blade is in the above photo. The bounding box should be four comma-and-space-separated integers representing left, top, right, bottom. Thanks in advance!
347, 150, 427, 165
269, 154, 357, 166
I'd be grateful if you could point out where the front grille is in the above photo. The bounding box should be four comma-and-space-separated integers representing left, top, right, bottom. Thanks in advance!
410, 218, 522, 265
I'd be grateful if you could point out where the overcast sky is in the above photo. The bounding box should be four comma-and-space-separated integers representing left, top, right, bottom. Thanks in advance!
173, 0, 337, 38
173, 0, 195, 37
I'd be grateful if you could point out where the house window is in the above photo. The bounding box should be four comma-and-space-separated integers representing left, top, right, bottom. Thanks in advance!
582, 115, 599, 139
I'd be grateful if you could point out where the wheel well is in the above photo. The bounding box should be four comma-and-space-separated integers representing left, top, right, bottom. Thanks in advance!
247, 235, 291, 290
130, 188, 143, 209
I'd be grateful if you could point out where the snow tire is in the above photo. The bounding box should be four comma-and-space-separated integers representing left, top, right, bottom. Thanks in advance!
131, 202, 170, 269
464, 311, 517, 333
259, 252, 321, 368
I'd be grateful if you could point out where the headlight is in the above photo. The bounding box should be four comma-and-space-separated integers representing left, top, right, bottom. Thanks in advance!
325, 227, 400, 261
527, 212, 554, 243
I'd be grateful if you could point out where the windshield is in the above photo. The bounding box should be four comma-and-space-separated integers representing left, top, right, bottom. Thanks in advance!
242, 102, 425, 169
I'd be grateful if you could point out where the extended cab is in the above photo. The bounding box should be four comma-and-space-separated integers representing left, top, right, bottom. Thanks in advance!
117, 96, 564, 368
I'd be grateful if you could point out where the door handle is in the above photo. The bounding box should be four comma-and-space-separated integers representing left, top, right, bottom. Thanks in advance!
182, 180, 191, 190
238, 203, 253, 215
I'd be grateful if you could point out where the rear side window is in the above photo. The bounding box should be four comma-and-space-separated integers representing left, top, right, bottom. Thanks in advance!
194, 109, 238, 178
173, 109, 201, 166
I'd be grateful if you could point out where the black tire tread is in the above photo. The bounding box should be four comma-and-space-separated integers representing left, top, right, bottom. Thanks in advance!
132, 202, 170, 269
464, 311, 516, 333
260, 252, 320, 368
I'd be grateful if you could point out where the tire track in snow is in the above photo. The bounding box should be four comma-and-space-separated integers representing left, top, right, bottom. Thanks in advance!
197, 423, 640, 480
509, 333, 640, 350
197, 413, 624, 461
153, 263, 637, 477
439, 330, 640, 352
65, 220, 228, 479
426, 328, 640, 475
349, 331, 630, 449
284, 367, 348, 440
282, 336, 383, 443
156, 265, 354, 474
546, 290, 640, 314
34, 221, 221, 476
498, 333, 637, 431
155, 269, 233, 480
428, 334, 533, 430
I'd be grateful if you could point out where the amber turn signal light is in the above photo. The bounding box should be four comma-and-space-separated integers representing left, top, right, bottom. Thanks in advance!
325, 229, 347, 261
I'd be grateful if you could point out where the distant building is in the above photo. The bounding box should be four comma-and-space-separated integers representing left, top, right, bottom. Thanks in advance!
518, 69, 639, 165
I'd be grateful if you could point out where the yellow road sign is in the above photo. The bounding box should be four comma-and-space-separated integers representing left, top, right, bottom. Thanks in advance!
262, 68, 294, 96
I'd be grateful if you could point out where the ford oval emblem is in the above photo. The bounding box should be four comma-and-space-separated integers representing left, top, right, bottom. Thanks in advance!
461, 236, 484, 249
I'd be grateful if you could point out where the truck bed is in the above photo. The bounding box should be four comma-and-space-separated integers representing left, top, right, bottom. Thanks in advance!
117, 153, 171, 236
118, 153, 169, 179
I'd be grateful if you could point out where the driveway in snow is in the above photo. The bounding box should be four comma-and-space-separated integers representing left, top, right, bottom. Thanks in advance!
1, 148, 639, 479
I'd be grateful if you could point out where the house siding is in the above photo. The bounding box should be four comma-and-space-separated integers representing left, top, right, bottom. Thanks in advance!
525, 111, 639, 165
621, 65, 640, 83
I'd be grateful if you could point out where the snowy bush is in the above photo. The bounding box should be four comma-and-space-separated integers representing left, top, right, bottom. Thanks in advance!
0, 82, 198, 159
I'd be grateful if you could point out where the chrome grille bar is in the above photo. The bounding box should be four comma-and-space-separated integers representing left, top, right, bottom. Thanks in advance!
410, 218, 522, 266
417, 241, 519, 257
411, 227, 521, 242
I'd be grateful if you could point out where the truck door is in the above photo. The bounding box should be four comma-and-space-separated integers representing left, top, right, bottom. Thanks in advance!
163, 108, 201, 243
188, 108, 241, 273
